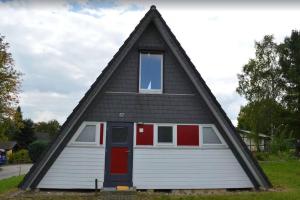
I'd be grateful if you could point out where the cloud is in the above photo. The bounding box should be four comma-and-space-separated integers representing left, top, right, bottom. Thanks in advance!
20, 90, 82, 123
0, 1, 300, 125
0, 1, 145, 123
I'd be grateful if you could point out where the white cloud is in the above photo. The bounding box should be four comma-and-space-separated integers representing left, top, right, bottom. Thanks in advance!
1, 1, 300, 124
20, 90, 82, 123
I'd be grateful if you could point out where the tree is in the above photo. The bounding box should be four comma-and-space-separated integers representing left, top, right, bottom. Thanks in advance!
237, 99, 284, 151
35, 119, 60, 139
237, 35, 284, 139
0, 123, 8, 141
16, 119, 36, 148
0, 35, 21, 120
0, 106, 26, 142
237, 35, 283, 102
278, 30, 300, 138
28, 140, 49, 163
0, 118, 15, 142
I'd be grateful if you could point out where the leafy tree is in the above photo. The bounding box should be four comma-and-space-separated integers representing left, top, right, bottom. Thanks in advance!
237, 35, 284, 140
0, 118, 14, 141
35, 119, 60, 139
237, 35, 283, 102
0, 35, 21, 120
278, 30, 300, 138
28, 140, 49, 162
0, 124, 8, 141
15, 118, 36, 149
0, 106, 24, 142
237, 99, 284, 151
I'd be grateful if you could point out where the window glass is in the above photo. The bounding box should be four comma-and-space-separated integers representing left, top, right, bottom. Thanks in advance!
140, 53, 162, 91
75, 125, 96, 142
203, 127, 222, 144
157, 126, 173, 143
112, 127, 128, 143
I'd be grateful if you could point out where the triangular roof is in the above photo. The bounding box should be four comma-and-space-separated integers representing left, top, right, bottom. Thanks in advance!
20, 5, 271, 189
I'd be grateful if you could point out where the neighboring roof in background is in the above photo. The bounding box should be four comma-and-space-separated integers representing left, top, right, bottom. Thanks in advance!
0, 141, 17, 150
237, 129, 271, 139
35, 132, 51, 142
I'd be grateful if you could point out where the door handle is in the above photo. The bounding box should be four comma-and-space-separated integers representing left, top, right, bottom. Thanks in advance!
125, 150, 131, 153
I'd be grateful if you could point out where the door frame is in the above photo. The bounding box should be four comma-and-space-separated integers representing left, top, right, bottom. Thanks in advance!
103, 122, 134, 187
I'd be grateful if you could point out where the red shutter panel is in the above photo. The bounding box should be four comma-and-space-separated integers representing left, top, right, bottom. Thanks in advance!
100, 123, 104, 145
136, 124, 154, 145
177, 125, 199, 146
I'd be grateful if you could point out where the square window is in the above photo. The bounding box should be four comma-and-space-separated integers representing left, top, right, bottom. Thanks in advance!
111, 127, 128, 143
157, 126, 173, 143
203, 127, 222, 144
139, 53, 163, 93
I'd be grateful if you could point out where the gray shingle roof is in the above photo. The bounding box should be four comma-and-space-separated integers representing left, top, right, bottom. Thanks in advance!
0, 141, 17, 150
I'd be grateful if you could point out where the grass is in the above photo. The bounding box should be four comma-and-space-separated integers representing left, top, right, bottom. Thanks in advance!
0, 175, 24, 194
0, 160, 299, 199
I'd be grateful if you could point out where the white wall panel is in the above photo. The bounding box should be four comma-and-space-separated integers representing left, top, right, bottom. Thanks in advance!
133, 148, 253, 189
38, 146, 105, 189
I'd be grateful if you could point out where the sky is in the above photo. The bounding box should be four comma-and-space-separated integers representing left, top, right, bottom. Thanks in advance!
0, 0, 300, 126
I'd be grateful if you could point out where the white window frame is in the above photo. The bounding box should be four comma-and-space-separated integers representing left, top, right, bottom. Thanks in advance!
69, 121, 105, 147
154, 123, 176, 146
139, 53, 163, 94
201, 124, 226, 148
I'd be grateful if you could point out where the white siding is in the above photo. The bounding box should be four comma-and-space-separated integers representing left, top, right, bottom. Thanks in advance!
133, 148, 253, 189
38, 146, 105, 189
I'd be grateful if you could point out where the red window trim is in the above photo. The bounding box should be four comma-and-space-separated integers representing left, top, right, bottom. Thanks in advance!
100, 123, 104, 145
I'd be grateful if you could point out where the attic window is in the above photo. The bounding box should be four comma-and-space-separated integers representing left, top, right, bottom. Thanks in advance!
70, 122, 101, 146
202, 125, 223, 145
139, 53, 163, 93
75, 125, 96, 142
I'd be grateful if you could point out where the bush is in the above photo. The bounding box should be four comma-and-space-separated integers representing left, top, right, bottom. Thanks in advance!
8, 149, 31, 164
254, 150, 297, 161
28, 140, 48, 163
254, 152, 270, 161
270, 132, 294, 154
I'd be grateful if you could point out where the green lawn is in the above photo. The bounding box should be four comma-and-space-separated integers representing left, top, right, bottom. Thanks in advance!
0, 160, 299, 199
0, 175, 24, 194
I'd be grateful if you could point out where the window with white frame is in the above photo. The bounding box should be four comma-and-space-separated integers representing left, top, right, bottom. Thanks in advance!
202, 125, 223, 145
139, 53, 163, 93
75, 125, 96, 142
70, 122, 100, 146
156, 124, 175, 145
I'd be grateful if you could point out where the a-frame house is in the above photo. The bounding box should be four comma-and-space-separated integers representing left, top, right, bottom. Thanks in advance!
21, 6, 271, 190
